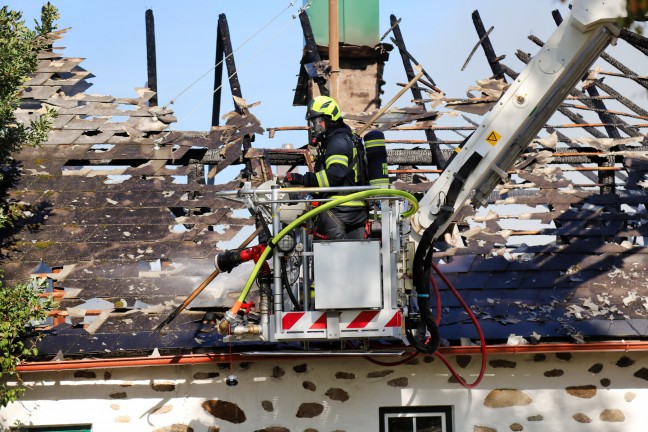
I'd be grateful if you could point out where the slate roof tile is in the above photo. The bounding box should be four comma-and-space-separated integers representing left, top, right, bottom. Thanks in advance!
484, 271, 525, 290
432, 272, 490, 291
3, 17, 647, 361
469, 255, 510, 272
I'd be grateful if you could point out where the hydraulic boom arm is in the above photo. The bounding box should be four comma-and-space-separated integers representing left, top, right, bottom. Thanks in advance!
407, 0, 637, 351
412, 0, 629, 242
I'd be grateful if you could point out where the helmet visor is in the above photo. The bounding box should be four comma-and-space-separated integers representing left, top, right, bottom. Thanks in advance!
309, 116, 326, 136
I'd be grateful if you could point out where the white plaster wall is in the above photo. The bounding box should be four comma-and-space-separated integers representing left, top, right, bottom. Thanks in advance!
1, 351, 647, 432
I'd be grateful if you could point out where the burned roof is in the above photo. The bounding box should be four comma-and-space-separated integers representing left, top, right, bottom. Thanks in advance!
2, 12, 648, 360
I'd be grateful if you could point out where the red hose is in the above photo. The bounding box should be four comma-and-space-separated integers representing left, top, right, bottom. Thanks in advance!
364, 256, 487, 387
431, 260, 487, 388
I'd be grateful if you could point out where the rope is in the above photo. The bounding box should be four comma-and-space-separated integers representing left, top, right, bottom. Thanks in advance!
154, 1, 309, 145
461, 26, 494, 72
164, 1, 298, 108
178, 4, 304, 125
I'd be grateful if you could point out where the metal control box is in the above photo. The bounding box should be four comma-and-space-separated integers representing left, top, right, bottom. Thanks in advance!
312, 240, 382, 309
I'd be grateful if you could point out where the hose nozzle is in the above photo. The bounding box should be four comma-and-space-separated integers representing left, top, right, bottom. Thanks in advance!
215, 245, 267, 273
216, 309, 238, 335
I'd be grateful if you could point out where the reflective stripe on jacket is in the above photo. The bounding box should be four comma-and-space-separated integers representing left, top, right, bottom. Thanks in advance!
303, 124, 364, 207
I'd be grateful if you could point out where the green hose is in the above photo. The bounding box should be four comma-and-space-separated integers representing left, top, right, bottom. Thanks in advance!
229, 189, 418, 314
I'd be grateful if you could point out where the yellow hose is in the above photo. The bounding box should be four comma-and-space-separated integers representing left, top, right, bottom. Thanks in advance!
228, 189, 418, 314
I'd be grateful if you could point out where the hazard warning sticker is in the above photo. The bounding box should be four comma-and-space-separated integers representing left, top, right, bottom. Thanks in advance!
486, 130, 501, 146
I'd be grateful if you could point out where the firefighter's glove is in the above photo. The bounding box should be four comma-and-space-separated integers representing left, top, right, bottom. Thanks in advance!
284, 172, 303, 185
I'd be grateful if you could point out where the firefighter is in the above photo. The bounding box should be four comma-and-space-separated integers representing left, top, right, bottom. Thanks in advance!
284, 95, 367, 240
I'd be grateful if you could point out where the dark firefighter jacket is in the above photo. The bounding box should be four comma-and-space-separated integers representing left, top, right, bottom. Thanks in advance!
302, 124, 364, 208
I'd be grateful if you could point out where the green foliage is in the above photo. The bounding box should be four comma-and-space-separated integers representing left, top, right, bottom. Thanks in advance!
34, 2, 60, 36
0, 277, 55, 407
0, 4, 58, 228
0, 3, 59, 408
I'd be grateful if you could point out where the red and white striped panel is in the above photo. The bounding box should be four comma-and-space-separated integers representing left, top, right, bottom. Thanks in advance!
281, 311, 327, 332
339, 309, 402, 331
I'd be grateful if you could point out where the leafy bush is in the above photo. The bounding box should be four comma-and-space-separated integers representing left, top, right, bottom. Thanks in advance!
0, 2, 58, 408
0, 3, 58, 228
0, 278, 54, 407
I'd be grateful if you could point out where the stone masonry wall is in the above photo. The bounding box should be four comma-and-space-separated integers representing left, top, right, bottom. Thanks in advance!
1, 351, 647, 431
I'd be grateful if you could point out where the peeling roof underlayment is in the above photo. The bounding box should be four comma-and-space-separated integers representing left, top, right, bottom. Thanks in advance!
2, 15, 648, 359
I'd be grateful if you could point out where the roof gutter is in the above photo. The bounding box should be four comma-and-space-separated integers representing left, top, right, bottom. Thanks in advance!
17, 341, 648, 373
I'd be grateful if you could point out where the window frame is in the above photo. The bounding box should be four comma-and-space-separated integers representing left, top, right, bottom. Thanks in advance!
379, 405, 453, 432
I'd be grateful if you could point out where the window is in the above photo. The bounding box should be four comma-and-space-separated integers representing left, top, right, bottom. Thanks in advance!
12, 425, 92, 432
379, 406, 453, 432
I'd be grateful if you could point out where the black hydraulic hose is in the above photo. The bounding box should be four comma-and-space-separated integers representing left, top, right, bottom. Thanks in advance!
409, 224, 445, 354
412, 134, 477, 294
409, 145, 483, 354
410, 191, 457, 354
281, 257, 301, 310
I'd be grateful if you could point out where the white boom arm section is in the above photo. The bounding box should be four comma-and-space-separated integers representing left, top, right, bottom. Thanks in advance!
412, 0, 630, 241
